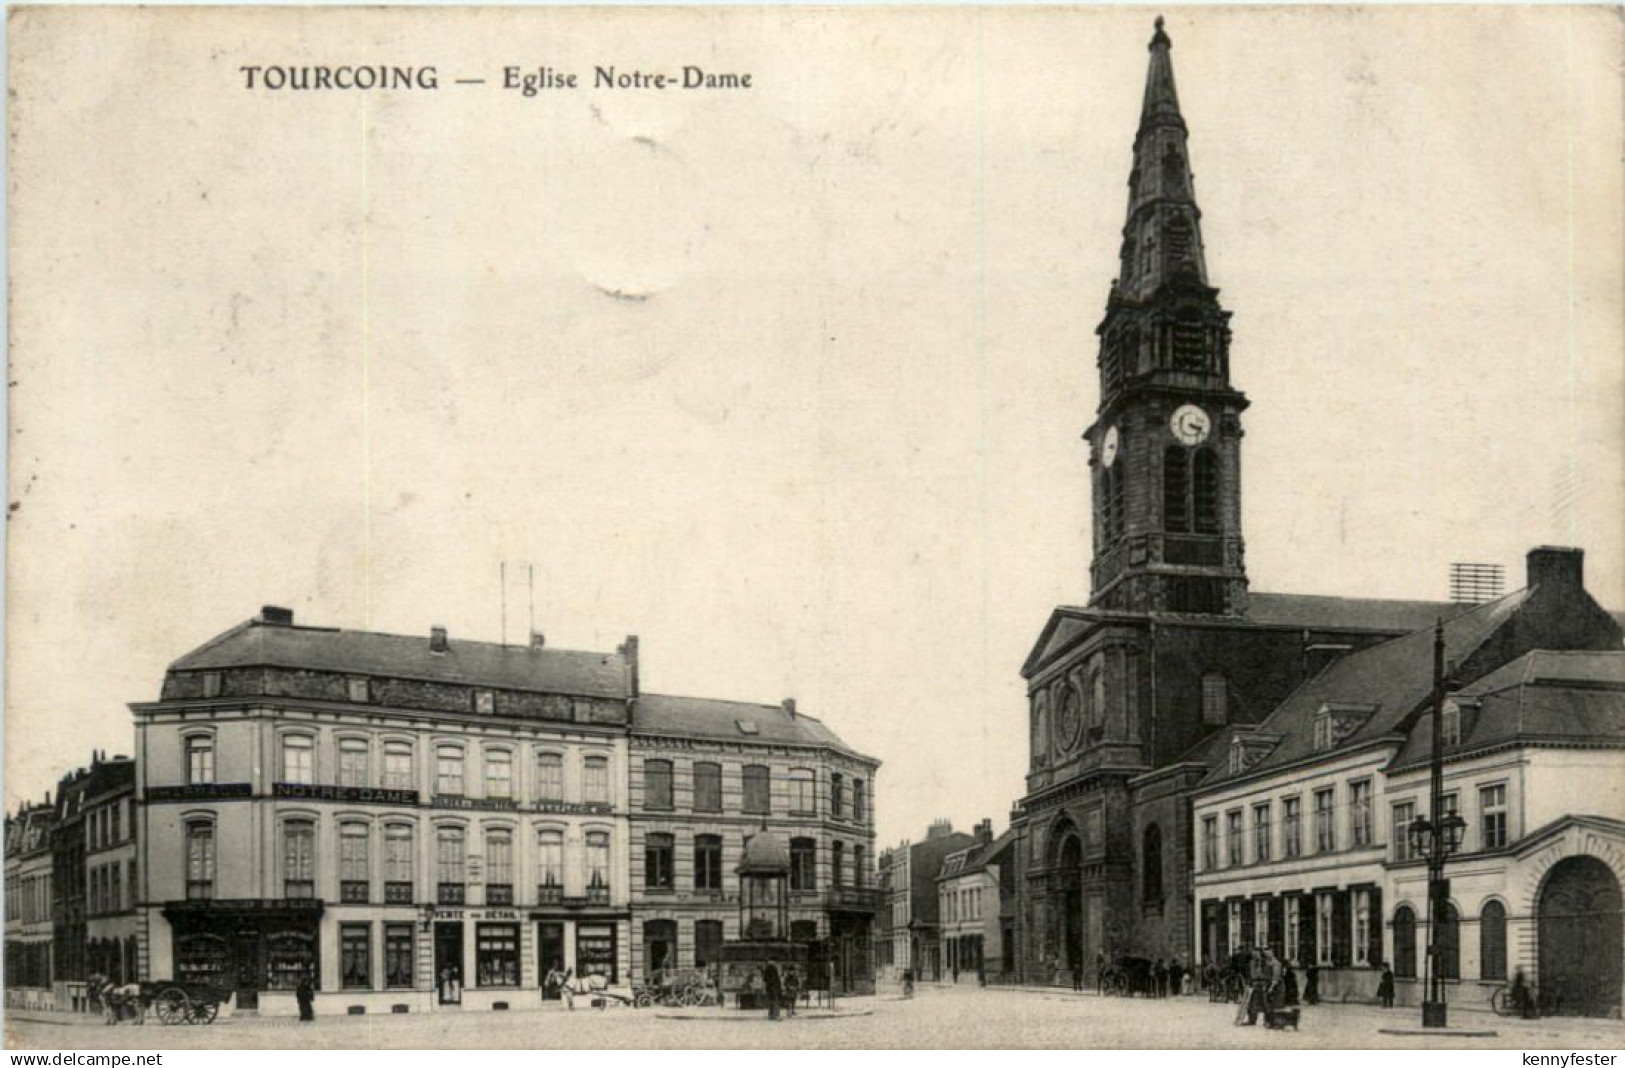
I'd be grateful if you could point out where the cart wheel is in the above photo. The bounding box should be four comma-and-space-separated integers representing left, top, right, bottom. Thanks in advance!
633, 989, 654, 1009
155, 988, 189, 1026
187, 998, 219, 1025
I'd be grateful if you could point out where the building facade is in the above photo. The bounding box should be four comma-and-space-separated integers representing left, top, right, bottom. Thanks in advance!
134, 609, 636, 1015
937, 820, 1013, 983
1191, 550, 1625, 1015
82, 758, 139, 987
627, 695, 880, 993
5, 802, 57, 1010
899, 820, 974, 982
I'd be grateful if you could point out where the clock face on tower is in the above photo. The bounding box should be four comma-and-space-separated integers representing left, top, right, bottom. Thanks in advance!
1170, 404, 1211, 446
1101, 426, 1120, 468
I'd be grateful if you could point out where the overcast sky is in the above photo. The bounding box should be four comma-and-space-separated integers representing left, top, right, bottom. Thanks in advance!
8, 7, 1622, 847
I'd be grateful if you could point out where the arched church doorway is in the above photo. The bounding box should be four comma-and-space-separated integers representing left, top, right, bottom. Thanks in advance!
1057, 832, 1083, 976
1538, 856, 1622, 1018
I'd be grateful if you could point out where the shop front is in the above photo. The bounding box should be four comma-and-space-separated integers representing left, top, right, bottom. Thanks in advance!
163, 899, 323, 1012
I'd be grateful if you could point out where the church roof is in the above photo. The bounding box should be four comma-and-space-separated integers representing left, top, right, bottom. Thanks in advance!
1390, 650, 1625, 770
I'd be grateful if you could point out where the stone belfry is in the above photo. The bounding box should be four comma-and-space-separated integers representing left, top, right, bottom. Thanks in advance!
1085, 17, 1249, 615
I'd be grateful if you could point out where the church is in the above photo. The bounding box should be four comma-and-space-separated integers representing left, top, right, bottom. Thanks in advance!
1005, 18, 1606, 983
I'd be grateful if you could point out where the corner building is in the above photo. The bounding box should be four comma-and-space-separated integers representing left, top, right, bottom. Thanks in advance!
1011, 20, 1489, 982
135, 609, 635, 1015
628, 696, 880, 994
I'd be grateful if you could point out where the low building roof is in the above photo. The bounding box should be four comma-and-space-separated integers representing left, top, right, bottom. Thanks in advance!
171, 617, 630, 699
632, 693, 870, 761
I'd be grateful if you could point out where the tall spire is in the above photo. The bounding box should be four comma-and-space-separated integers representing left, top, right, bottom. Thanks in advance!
1116, 15, 1208, 303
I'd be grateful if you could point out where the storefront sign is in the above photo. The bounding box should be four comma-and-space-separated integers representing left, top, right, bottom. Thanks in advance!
533, 800, 614, 816
274, 783, 419, 805
429, 908, 520, 921
433, 795, 518, 812
146, 783, 252, 802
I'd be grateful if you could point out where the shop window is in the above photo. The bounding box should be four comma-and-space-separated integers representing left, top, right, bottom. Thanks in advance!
536, 830, 564, 898
282, 735, 315, 785
476, 924, 519, 988
695, 920, 725, 968
341, 924, 371, 990
1393, 905, 1417, 978
186, 737, 215, 786
384, 824, 414, 903
484, 750, 513, 800
536, 752, 564, 803
383, 742, 414, 791
788, 768, 814, 814
340, 823, 370, 903
486, 830, 514, 905
436, 746, 465, 797
437, 826, 466, 905
742, 765, 770, 815
266, 932, 317, 991
583, 755, 610, 805
644, 760, 673, 810
694, 762, 724, 813
643, 919, 677, 975
385, 924, 415, 988
1480, 900, 1507, 980
339, 739, 369, 788
645, 833, 674, 890
575, 924, 617, 984
790, 837, 817, 891
175, 933, 229, 987
585, 832, 610, 903
694, 834, 723, 892
283, 820, 316, 898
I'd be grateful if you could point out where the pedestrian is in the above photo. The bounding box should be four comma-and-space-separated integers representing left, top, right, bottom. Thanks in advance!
1283, 963, 1300, 1006
1072, 960, 1083, 993
783, 967, 800, 1018
559, 968, 577, 1011
1377, 963, 1394, 1008
295, 970, 315, 1023
1303, 963, 1320, 1006
762, 961, 782, 1022
1095, 951, 1108, 995
1153, 958, 1168, 998
1511, 967, 1535, 1018
98, 977, 121, 1026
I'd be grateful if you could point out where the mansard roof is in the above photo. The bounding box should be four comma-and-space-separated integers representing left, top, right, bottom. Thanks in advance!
1390, 650, 1625, 770
631, 693, 872, 763
170, 615, 630, 700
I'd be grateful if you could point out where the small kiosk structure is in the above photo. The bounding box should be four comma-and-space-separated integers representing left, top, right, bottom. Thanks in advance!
717, 825, 810, 1009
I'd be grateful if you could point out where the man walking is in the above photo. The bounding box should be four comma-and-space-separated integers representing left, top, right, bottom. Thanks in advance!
295, 970, 316, 1023
762, 961, 782, 1021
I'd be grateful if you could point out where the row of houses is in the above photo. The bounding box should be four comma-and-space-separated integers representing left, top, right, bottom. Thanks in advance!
5, 609, 881, 1016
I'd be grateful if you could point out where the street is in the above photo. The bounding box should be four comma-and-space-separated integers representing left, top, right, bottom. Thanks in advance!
8, 984, 1625, 1050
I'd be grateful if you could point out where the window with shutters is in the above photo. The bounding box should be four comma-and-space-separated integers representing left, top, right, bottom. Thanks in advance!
1353, 889, 1371, 965
583, 755, 610, 805
644, 760, 674, 811
339, 823, 369, 903
694, 834, 723, 892
742, 765, 771, 815
1480, 900, 1507, 980
484, 749, 513, 800
338, 738, 369, 788
1394, 905, 1417, 978
437, 826, 466, 905
536, 752, 564, 803
383, 742, 413, 790
282, 735, 315, 785
437, 746, 465, 797
695, 762, 724, 813
384, 824, 413, 903
485, 830, 513, 905
283, 820, 315, 899
1164, 448, 1190, 533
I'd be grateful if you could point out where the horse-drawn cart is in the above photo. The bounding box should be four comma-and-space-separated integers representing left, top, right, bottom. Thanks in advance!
134, 981, 231, 1025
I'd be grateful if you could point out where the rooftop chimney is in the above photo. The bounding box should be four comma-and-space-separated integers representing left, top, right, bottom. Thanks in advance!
618, 635, 640, 697
530, 631, 546, 650
976, 818, 993, 844
927, 818, 953, 840
1527, 546, 1584, 593
782, 698, 797, 718
429, 626, 449, 653
260, 606, 294, 626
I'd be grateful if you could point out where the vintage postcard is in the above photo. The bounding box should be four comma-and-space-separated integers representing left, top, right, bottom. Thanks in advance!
5, 4, 1623, 1052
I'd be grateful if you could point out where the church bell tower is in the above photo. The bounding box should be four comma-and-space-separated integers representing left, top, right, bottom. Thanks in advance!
1085, 18, 1249, 615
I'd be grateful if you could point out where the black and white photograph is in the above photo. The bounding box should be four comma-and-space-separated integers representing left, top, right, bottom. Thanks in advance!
4, 4, 1623, 1052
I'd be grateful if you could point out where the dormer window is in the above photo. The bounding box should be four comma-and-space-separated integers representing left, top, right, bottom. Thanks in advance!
474, 690, 495, 716
1441, 699, 1462, 748
347, 677, 369, 703
202, 672, 222, 699
735, 719, 759, 735
1228, 731, 1278, 775
1313, 703, 1375, 752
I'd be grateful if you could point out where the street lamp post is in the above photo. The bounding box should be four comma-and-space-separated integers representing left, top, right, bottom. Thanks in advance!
1407, 621, 1467, 1028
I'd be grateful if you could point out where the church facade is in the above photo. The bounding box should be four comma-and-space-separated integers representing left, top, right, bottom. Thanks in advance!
1007, 20, 1482, 983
